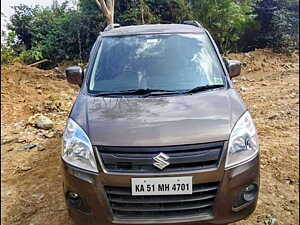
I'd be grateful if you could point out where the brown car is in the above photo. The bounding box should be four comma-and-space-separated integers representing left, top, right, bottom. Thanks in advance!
62, 21, 260, 225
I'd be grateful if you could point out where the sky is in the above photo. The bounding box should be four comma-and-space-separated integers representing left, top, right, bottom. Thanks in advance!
1, 0, 69, 31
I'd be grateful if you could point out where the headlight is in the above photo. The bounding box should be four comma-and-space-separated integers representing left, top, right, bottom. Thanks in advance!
225, 111, 259, 169
62, 118, 98, 172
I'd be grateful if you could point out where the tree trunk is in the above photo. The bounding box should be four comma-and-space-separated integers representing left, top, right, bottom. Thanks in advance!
95, 0, 114, 25
140, 0, 145, 24
107, 13, 114, 25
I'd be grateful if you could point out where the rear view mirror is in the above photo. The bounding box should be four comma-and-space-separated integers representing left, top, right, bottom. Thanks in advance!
66, 66, 83, 86
225, 59, 241, 79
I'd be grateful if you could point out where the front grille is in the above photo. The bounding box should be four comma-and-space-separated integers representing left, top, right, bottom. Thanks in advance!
105, 182, 219, 220
96, 141, 224, 173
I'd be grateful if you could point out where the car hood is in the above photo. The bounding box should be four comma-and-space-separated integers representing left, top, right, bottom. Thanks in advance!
70, 89, 246, 146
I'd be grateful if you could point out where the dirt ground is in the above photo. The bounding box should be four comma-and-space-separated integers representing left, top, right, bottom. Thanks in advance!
1, 49, 299, 225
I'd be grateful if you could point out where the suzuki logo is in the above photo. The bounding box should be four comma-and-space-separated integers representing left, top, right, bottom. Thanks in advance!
153, 152, 170, 170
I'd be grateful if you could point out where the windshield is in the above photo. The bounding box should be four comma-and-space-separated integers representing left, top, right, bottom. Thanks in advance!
89, 33, 226, 93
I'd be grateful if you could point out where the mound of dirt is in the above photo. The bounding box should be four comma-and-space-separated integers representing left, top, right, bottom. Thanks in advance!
1, 63, 78, 125
226, 49, 299, 76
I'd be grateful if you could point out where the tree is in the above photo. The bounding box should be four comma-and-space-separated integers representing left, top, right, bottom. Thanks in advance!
115, 0, 159, 25
8, 5, 36, 50
254, 0, 299, 52
95, 0, 114, 24
146, 0, 192, 24
191, 0, 256, 53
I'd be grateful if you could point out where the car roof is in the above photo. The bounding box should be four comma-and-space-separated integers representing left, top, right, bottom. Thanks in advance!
101, 24, 205, 37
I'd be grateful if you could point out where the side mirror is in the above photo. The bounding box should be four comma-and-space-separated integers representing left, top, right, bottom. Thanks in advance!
225, 59, 241, 79
66, 66, 83, 86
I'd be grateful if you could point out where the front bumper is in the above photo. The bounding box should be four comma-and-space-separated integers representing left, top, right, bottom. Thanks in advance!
62, 155, 260, 225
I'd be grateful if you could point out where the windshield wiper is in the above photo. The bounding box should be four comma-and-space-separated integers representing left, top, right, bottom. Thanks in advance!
92, 89, 179, 97
184, 84, 225, 94
92, 85, 224, 97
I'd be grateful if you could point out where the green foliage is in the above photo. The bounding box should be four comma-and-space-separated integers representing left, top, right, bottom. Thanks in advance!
115, 0, 159, 25
77, 0, 106, 57
271, 7, 299, 53
147, 0, 193, 23
6, 1, 105, 64
1, 31, 19, 65
31, 7, 81, 61
191, 0, 257, 52
8, 5, 37, 50
2, 0, 298, 66
1, 44, 17, 65
18, 48, 43, 64
254, 0, 299, 53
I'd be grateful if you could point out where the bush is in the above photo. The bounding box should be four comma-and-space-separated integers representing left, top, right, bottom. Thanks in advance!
1, 31, 19, 65
254, 0, 299, 53
17, 49, 43, 64
1, 45, 17, 65
270, 7, 299, 53
191, 0, 257, 53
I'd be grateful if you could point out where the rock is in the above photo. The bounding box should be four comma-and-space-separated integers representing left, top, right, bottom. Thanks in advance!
268, 114, 277, 120
12, 120, 21, 127
36, 115, 53, 130
16, 138, 26, 143
17, 144, 37, 151
24, 144, 37, 150
264, 217, 278, 225
240, 76, 247, 81
4, 189, 13, 196
240, 87, 247, 92
245, 52, 252, 58
37, 146, 46, 151
18, 166, 32, 172
285, 177, 295, 185
7, 147, 14, 152
44, 131, 55, 138
290, 92, 298, 98
32, 193, 45, 200
1, 137, 17, 145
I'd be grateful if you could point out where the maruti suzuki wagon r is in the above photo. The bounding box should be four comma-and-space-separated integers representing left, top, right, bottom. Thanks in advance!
62, 21, 260, 225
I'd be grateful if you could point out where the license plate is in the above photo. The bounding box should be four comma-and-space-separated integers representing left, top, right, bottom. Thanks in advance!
131, 176, 193, 196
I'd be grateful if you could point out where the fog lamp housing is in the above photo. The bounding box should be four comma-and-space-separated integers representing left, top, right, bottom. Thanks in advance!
243, 184, 258, 202
232, 183, 258, 212
67, 192, 82, 208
